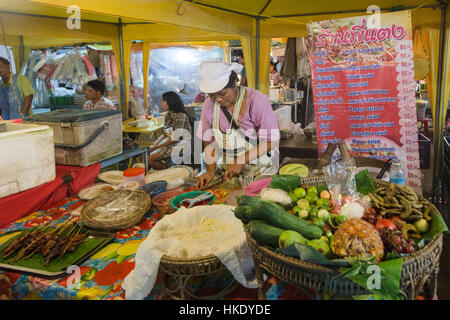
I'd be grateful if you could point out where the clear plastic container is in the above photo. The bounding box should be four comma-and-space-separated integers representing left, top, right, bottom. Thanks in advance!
389, 159, 406, 185
123, 167, 146, 186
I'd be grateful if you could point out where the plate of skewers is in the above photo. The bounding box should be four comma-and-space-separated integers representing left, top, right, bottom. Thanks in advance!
0, 218, 114, 279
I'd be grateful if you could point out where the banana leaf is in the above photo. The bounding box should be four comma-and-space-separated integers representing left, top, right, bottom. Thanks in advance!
355, 169, 376, 195
282, 242, 403, 300
281, 243, 350, 267
269, 175, 302, 193
423, 213, 449, 242
339, 258, 403, 300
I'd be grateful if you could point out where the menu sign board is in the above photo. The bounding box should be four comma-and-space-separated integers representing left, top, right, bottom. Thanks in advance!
307, 11, 422, 192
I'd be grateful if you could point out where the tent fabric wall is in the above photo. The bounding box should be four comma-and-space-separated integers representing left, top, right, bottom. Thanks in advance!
240, 36, 256, 89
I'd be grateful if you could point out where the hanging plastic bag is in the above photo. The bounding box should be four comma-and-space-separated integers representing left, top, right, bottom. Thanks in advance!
103, 55, 114, 90
82, 55, 95, 76
110, 55, 118, 87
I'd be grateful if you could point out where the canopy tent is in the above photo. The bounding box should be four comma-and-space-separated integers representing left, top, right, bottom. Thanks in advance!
1, 0, 449, 198
0, 0, 255, 118
141, 0, 447, 200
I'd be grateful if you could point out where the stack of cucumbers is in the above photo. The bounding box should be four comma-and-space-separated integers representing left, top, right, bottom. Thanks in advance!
234, 195, 323, 248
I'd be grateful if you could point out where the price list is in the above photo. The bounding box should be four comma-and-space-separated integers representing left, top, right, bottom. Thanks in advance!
308, 11, 422, 192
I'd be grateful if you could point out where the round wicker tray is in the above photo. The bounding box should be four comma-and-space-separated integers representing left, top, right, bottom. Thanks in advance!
246, 176, 445, 300
81, 189, 151, 232
159, 254, 238, 300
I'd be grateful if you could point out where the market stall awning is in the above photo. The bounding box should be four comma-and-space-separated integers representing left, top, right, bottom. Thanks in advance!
23, 0, 254, 37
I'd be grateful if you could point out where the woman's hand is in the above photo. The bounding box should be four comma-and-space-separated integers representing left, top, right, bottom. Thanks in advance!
195, 170, 215, 190
223, 163, 245, 181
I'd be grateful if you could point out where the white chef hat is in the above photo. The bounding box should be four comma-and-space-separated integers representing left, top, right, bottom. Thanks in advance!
198, 61, 243, 93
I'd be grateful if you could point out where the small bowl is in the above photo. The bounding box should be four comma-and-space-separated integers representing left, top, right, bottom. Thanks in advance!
170, 191, 215, 210
141, 180, 168, 198
152, 189, 185, 216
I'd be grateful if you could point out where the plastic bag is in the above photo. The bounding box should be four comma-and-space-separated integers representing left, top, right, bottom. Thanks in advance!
322, 158, 359, 210
278, 114, 303, 139
129, 94, 145, 119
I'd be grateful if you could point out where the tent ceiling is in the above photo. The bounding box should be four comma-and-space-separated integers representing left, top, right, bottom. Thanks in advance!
22, 0, 253, 37
0, 0, 146, 24
185, 0, 444, 17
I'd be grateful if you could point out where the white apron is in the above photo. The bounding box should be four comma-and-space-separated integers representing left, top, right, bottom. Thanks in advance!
212, 86, 277, 176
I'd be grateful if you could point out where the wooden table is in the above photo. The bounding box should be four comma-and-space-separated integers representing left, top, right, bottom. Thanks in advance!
122, 118, 164, 147
122, 118, 164, 134
278, 134, 318, 163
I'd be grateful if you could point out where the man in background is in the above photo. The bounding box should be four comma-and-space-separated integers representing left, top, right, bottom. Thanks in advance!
0, 57, 34, 120
237, 53, 248, 87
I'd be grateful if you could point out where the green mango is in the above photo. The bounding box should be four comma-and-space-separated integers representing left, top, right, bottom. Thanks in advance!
308, 238, 332, 258
278, 230, 308, 250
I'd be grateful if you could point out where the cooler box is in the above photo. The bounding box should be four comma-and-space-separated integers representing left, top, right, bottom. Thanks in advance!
0, 121, 56, 198
24, 109, 123, 166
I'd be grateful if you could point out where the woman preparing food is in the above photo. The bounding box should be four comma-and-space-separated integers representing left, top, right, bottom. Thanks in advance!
195, 61, 280, 190
147, 91, 193, 170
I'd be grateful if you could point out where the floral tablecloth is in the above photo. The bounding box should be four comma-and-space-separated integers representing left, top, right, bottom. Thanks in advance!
0, 196, 320, 300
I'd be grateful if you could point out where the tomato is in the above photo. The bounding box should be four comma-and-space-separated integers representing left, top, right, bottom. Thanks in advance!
375, 219, 397, 231
320, 190, 331, 200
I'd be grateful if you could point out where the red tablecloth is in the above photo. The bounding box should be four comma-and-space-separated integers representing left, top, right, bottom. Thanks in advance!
0, 163, 100, 227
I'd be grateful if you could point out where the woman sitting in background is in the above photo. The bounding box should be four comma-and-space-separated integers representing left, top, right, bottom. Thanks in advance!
148, 91, 193, 170
83, 79, 116, 111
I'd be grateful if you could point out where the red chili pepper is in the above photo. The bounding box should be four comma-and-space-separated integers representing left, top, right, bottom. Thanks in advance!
375, 218, 397, 231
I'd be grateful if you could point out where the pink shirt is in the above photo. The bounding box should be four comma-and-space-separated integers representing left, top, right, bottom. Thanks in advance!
197, 87, 280, 143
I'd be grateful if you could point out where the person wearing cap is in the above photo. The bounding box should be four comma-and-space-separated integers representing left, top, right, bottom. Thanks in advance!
195, 61, 280, 190
0, 57, 34, 120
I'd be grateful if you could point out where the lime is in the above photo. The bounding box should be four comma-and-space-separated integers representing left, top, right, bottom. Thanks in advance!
305, 193, 319, 204
307, 186, 318, 195
288, 191, 298, 202
297, 198, 310, 210
293, 187, 307, 199
316, 198, 330, 208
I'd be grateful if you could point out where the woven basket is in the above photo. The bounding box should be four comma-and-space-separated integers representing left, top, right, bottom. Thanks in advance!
152, 189, 185, 217
159, 254, 238, 300
247, 176, 445, 300
81, 189, 151, 232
